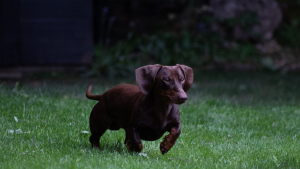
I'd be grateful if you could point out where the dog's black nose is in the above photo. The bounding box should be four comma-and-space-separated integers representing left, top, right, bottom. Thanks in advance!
179, 95, 187, 101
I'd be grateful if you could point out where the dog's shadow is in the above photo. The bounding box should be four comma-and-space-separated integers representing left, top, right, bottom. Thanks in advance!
97, 140, 128, 153
77, 137, 132, 155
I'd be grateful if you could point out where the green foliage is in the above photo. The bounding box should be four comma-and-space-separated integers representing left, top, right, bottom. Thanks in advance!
93, 31, 203, 77
93, 31, 259, 77
275, 20, 300, 48
1, 72, 300, 168
221, 11, 260, 33
93, 42, 138, 78
212, 42, 258, 62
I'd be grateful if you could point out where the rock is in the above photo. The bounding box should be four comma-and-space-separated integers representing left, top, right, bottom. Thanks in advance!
256, 39, 281, 54
209, 0, 282, 42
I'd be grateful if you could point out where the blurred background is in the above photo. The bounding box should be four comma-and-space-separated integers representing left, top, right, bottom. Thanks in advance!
1, 0, 300, 78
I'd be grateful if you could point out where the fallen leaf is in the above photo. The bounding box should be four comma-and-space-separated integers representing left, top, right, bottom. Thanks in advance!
16, 129, 23, 134
138, 153, 149, 158
14, 116, 18, 122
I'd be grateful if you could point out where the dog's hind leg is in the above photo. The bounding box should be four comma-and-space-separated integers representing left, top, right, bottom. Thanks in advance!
89, 123, 109, 148
89, 101, 112, 148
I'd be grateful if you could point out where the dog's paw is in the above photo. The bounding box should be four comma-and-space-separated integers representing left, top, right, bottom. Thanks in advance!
126, 142, 134, 151
137, 143, 143, 152
160, 142, 170, 155
126, 142, 143, 152
91, 141, 100, 149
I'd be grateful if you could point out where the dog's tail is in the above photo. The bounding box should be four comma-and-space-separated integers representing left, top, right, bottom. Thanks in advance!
86, 84, 102, 101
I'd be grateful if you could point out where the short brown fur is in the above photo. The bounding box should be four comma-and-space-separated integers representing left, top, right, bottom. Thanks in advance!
86, 64, 193, 154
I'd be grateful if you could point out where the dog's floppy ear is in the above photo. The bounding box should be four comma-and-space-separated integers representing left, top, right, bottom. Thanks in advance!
136, 64, 162, 95
177, 64, 193, 91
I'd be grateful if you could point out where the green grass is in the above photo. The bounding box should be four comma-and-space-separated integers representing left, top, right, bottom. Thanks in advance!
1, 71, 300, 168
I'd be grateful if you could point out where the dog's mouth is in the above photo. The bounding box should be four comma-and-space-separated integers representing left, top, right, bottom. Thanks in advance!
162, 92, 187, 104
168, 96, 187, 104
175, 99, 186, 104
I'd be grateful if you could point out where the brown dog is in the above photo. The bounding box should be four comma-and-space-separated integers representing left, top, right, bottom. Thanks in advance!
86, 64, 193, 154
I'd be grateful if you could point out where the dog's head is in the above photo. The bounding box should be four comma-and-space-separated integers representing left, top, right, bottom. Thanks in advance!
136, 64, 193, 104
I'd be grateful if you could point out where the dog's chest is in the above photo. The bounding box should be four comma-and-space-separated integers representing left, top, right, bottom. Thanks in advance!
134, 104, 178, 141
138, 124, 167, 141
136, 115, 172, 141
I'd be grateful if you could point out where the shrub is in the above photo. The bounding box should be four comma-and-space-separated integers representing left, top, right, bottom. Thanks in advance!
92, 31, 258, 77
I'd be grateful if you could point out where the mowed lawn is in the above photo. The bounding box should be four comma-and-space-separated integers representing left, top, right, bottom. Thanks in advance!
1, 71, 300, 168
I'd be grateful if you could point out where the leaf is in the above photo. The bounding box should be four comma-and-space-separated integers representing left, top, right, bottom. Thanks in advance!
8, 129, 26, 134
138, 153, 149, 158
14, 116, 18, 122
16, 129, 23, 134
8, 130, 14, 134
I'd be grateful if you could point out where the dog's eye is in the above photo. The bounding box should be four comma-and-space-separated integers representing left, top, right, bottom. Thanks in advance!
179, 77, 185, 81
163, 77, 171, 82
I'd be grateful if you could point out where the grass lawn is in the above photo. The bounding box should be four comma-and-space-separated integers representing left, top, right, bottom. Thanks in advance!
1, 71, 300, 168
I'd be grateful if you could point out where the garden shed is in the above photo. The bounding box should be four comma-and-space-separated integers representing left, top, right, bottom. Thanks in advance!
0, 0, 93, 66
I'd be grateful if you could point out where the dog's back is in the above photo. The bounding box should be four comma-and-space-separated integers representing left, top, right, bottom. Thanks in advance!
103, 84, 144, 119
87, 84, 144, 127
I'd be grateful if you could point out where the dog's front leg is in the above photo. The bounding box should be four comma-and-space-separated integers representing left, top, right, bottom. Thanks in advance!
160, 122, 181, 154
125, 127, 143, 152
